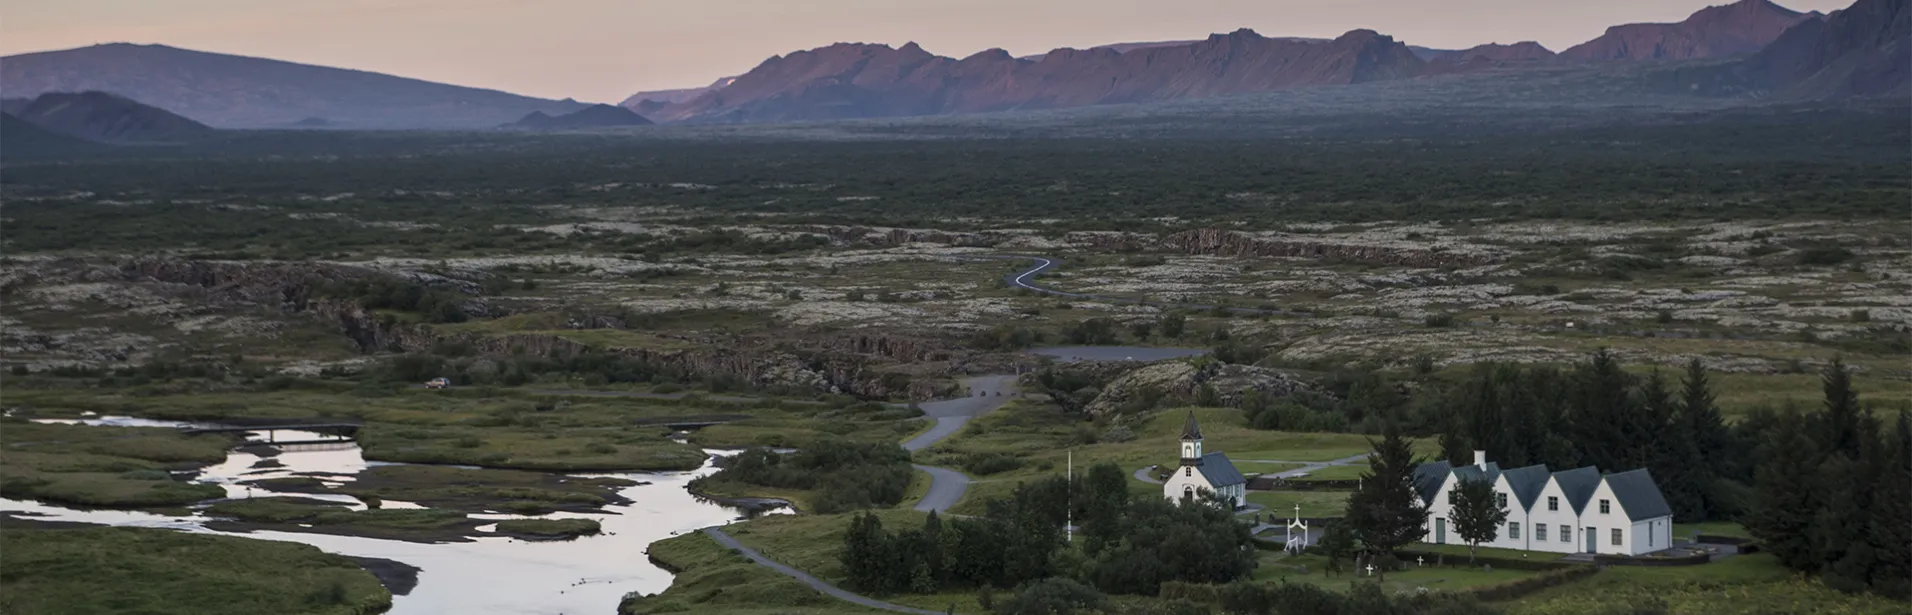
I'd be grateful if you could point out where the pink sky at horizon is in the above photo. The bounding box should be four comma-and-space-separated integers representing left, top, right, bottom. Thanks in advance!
1, 0, 1854, 103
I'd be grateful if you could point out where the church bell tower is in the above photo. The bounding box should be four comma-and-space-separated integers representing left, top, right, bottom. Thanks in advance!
1179, 411, 1204, 466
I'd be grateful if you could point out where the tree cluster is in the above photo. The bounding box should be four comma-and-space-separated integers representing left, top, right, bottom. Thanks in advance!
692, 439, 913, 514
1746, 360, 1910, 600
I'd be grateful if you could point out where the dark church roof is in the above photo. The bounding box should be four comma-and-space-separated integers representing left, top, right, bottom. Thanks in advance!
1180, 411, 1203, 440
1196, 452, 1245, 486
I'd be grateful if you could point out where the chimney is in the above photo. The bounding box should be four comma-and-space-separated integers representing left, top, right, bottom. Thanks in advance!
1473, 450, 1488, 468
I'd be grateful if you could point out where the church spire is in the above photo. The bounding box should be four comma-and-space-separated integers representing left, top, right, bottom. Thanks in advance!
1179, 411, 1204, 465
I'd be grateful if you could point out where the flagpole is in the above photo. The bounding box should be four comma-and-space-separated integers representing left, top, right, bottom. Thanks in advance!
1067, 449, 1073, 544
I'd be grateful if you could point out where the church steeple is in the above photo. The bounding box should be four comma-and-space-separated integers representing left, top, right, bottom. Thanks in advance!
1179, 411, 1204, 465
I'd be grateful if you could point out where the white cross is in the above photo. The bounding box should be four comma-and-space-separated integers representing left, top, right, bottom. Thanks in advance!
1365, 563, 1375, 576
1417, 556, 1425, 567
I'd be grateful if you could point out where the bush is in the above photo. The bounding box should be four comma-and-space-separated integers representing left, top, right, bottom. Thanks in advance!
963, 453, 1026, 476
1424, 313, 1458, 328
995, 578, 1107, 615
1456, 565, 1599, 601
1795, 246, 1855, 266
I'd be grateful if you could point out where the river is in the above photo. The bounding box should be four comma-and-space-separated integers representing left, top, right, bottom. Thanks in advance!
3, 416, 780, 615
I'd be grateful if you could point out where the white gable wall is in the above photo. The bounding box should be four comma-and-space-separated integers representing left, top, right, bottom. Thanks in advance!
1527, 478, 1582, 554
1587, 481, 1631, 555
1490, 475, 1530, 552
1421, 473, 1456, 547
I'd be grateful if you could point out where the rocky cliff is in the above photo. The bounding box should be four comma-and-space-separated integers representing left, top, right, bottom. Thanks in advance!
1085, 360, 1314, 417
1561, 0, 1816, 61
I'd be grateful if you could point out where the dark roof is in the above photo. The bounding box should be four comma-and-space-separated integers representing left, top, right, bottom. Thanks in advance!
1412, 461, 1451, 502
1603, 469, 1673, 520
1180, 411, 1203, 440
1451, 462, 1501, 487
1551, 466, 1603, 514
1499, 464, 1552, 511
1196, 452, 1245, 486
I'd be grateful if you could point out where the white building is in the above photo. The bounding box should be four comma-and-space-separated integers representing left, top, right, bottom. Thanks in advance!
1162, 412, 1247, 509
1413, 451, 1673, 556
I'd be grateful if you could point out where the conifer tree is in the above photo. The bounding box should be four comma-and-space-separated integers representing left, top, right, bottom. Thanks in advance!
1345, 420, 1428, 580
1748, 413, 1821, 571
1864, 411, 1912, 599
1819, 358, 1864, 457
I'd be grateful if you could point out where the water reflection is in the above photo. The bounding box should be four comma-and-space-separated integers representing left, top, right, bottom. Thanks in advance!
6, 417, 788, 614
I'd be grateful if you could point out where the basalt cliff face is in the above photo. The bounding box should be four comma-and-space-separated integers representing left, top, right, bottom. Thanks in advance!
647, 28, 1428, 123
1561, 0, 1817, 61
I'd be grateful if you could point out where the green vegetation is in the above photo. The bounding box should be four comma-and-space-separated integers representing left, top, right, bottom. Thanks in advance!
0, 526, 390, 615
331, 464, 635, 514
1243, 491, 1353, 518
1508, 554, 1904, 615
493, 518, 601, 539
204, 497, 475, 542
689, 440, 913, 514
0, 421, 231, 508
620, 530, 887, 615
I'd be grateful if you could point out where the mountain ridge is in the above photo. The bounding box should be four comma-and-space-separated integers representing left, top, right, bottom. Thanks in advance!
3, 90, 214, 143
0, 43, 590, 129
1561, 0, 1818, 61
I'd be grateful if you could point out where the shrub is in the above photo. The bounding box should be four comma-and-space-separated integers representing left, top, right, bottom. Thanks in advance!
995, 578, 1107, 615
964, 453, 1026, 476
1424, 313, 1457, 328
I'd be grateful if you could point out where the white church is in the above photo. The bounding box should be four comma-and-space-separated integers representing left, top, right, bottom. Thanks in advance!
1162, 412, 1247, 509
1413, 451, 1674, 556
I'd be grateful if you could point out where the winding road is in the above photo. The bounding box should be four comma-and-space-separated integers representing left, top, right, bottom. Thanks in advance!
702, 375, 1016, 614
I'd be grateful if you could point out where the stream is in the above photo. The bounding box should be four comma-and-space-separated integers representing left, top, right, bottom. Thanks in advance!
3, 415, 783, 615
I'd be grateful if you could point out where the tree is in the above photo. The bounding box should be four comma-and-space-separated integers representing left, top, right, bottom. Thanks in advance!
1675, 359, 1732, 519
1447, 477, 1508, 563
1748, 412, 1821, 571
1865, 411, 1912, 599
1819, 358, 1864, 457
841, 512, 893, 590
1316, 522, 1356, 575
1344, 420, 1428, 580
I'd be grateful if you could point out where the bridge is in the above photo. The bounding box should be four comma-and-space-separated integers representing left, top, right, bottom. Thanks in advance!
180, 419, 362, 445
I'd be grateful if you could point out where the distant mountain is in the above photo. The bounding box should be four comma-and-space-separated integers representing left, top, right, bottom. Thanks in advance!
621, 76, 739, 107
0, 111, 104, 157
650, 28, 1428, 123
3, 91, 213, 143
504, 104, 653, 130
0, 43, 590, 129
1562, 0, 1817, 61
1668, 0, 1909, 99
1017, 39, 1207, 61
1421, 42, 1558, 65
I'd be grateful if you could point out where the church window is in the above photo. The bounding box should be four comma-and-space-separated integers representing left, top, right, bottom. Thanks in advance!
1185, 467, 1191, 478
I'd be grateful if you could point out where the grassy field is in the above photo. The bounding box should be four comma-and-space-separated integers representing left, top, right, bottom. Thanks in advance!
1506, 553, 1906, 615
1245, 490, 1355, 519
204, 497, 479, 542
620, 530, 890, 615
716, 511, 985, 614
1289, 463, 1370, 480
1671, 520, 1755, 540
918, 404, 1398, 515
0, 526, 391, 615
0, 421, 232, 508
1256, 552, 1544, 593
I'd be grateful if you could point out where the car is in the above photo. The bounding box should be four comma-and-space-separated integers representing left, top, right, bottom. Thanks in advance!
425, 377, 450, 389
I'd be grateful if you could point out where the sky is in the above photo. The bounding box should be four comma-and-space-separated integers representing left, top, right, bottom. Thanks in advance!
1, 0, 1854, 103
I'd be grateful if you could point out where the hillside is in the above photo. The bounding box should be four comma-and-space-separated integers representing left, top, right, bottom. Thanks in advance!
1561, 0, 1817, 61
1420, 42, 1558, 65
0, 111, 104, 158
1668, 0, 1910, 99
650, 28, 1428, 123
4, 91, 213, 143
0, 43, 589, 129
503, 104, 653, 130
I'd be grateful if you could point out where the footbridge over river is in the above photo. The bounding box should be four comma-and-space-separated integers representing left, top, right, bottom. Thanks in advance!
179, 419, 362, 445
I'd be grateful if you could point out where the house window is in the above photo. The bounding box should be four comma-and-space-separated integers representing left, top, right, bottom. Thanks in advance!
1599, 499, 1610, 514
1448, 491, 1456, 505
1548, 496, 1558, 511
1561, 527, 1571, 543
1536, 523, 1548, 542
1509, 522, 1521, 540
1611, 528, 1622, 546
1497, 493, 1508, 508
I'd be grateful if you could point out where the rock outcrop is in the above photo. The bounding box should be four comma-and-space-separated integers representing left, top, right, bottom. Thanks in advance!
1561, 0, 1816, 61
1086, 360, 1313, 417
1071, 229, 1502, 268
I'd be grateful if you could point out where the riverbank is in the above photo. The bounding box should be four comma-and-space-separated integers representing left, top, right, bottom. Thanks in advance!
0, 525, 394, 615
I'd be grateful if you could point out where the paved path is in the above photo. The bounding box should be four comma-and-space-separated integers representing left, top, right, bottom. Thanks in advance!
702, 527, 942, 615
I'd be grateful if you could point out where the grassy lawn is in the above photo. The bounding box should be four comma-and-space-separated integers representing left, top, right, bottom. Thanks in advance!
0, 526, 391, 615
1404, 543, 1569, 562
1233, 461, 1308, 474
1256, 552, 1543, 593
922, 404, 1396, 516
0, 421, 233, 508
717, 511, 986, 614
1507, 553, 1907, 615
621, 531, 889, 615
1245, 490, 1354, 518
1706, 371, 1912, 419
1290, 463, 1370, 481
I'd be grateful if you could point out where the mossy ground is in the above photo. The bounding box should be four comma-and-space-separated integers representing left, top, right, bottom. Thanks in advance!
0, 526, 391, 615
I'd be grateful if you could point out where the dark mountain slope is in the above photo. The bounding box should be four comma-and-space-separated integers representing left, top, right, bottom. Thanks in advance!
1661, 0, 1909, 99
1563, 0, 1817, 60
1, 111, 104, 158
504, 104, 653, 130
0, 43, 589, 129
6, 91, 213, 142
